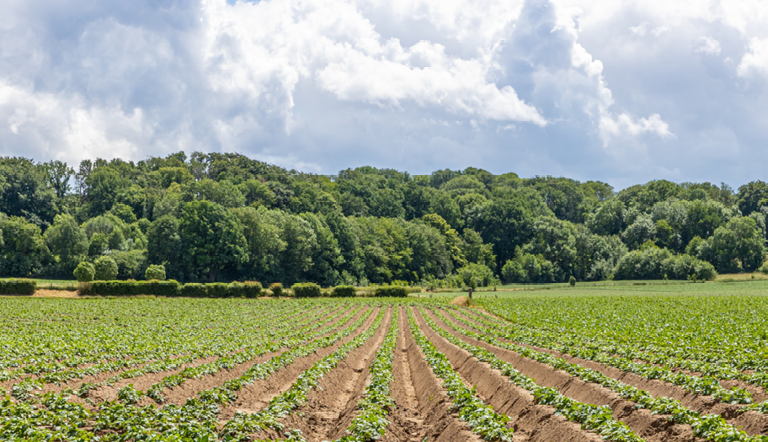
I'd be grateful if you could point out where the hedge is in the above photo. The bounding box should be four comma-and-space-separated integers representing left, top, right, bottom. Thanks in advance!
0, 279, 37, 295
374, 286, 408, 297
81, 280, 181, 297
207, 283, 229, 298
226, 282, 263, 298
331, 285, 356, 297
181, 283, 207, 298
292, 282, 321, 298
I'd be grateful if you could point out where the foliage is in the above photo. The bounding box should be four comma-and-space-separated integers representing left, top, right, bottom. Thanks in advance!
0, 152, 764, 284
292, 282, 321, 298
331, 285, 356, 297
374, 285, 408, 297
93, 256, 118, 281
145, 264, 166, 281
73, 262, 95, 282
0, 279, 36, 295
269, 282, 284, 297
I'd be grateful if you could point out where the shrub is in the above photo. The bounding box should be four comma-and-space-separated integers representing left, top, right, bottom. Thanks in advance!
207, 283, 228, 298
74, 262, 95, 282
269, 283, 283, 297
85, 280, 180, 296
227, 282, 262, 298
78, 281, 94, 296
374, 285, 408, 297
292, 282, 321, 298
181, 283, 207, 298
94, 256, 118, 281
145, 264, 166, 281
332, 285, 356, 297
759, 261, 768, 275
569, 276, 576, 287
0, 279, 37, 295
242, 281, 262, 298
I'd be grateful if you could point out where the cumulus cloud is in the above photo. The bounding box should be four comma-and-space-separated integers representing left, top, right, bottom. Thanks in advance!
738, 37, 768, 76
1, 0, 768, 186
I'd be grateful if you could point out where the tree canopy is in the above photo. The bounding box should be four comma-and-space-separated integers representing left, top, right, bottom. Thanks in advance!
0, 152, 763, 284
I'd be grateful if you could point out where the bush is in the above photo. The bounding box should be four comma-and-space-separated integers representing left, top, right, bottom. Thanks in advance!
145, 264, 166, 281
569, 276, 576, 287
269, 283, 283, 297
83, 280, 180, 296
759, 261, 768, 275
94, 256, 118, 281
73, 262, 95, 282
292, 282, 321, 298
207, 283, 229, 298
332, 285, 356, 297
181, 283, 207, 298
226, 282, 262, 298
374, 285, 408, 297
243, 281, 262, 298
0, 279, 37, 295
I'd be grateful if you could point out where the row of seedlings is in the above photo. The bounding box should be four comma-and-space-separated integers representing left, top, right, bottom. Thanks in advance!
439, 308, 767, 442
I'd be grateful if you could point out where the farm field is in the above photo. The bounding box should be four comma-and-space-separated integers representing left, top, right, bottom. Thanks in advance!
2, 291, 768, 442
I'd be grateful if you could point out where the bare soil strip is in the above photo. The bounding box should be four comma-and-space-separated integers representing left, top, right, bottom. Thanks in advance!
147, 305, 364, 409
466, 308, 768, 398
380, 306, 482, 442
216, 306, 379, 423
63, 306, 345, 407
431, 308, 708, 442
452, 308, 768, 436
266, 308, 393, 442
410, 307, 608, 442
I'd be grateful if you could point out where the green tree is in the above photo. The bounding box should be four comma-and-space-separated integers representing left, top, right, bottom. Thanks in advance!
145, 264, 167, 280
94, 256, 118, 280
586, 199, 625, 236
73, 261, 95, 282
147, 215, 183, 280
0, 157, 57, 225
44, 214, 88, 274
0, 217, 51, 276
179, 201, 248, 282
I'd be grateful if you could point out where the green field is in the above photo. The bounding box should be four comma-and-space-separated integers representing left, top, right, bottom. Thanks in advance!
2, 284, 768, 442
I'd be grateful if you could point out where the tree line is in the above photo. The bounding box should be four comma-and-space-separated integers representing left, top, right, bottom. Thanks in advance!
1, 152, 767, 286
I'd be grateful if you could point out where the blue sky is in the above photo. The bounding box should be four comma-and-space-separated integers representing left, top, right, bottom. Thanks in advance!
1, 0, 767, 189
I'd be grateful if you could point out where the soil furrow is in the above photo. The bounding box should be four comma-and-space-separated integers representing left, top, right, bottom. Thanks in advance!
410, 307, 606, 442
268, 307, 393, 442
431, 308, 708, 441
451, 308, 768, 436
216, 306, 378, 423
380, 306, 481, 442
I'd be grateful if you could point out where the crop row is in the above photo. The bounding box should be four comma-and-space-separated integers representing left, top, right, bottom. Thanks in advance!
420, 308, 644, 442
333, 308, 400, 442
439, 308, 768, 442
0, 306, 378, 441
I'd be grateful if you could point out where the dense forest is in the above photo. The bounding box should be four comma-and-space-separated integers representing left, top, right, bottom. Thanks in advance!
1, 152, 766, 286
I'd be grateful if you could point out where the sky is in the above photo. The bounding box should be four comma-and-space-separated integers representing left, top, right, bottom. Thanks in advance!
1, 0, 768, 189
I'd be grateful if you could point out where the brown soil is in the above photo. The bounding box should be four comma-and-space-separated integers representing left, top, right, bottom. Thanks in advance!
32, 290, 79, 298
215, 306, 378, 423
410, 307, 611, 442
380, 306, 482, 442
132, 305, 360, 409
262, 307, 394, 441
452, 308, 768, 436
431, 308, 709, 441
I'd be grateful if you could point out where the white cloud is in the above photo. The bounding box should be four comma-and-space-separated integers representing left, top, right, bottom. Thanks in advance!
696, 36, 721, 55
599, 113, 673, 145
2, 0, 768, 186
738, 37, 768, 76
